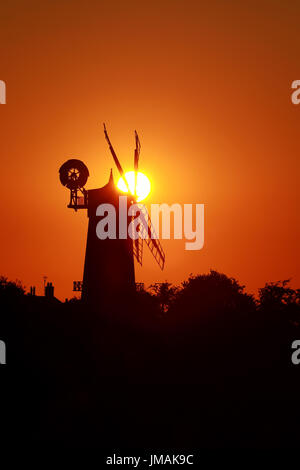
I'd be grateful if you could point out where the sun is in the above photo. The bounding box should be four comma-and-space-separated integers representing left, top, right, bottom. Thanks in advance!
117, 171, 151, 202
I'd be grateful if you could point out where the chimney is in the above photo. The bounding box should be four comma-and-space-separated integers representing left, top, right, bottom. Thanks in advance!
45, 282, 54, 299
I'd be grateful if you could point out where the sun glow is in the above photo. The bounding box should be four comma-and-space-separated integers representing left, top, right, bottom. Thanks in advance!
117, 171, 151, 202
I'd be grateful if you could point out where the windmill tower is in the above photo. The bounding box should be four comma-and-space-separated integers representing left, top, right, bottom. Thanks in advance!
59, 126, 165, 307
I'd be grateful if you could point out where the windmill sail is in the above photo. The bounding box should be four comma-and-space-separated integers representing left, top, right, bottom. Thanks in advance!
103, 125, 165, 271
103, 123, 130, 193
133, 237, 143, 266
134, 130, 140, 197
134, 204, 165, 270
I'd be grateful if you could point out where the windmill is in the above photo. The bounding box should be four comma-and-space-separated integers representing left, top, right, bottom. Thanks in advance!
59, 125, 165, 307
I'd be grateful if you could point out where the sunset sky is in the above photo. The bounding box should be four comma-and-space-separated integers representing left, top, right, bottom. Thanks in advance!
0, 0, 299, 300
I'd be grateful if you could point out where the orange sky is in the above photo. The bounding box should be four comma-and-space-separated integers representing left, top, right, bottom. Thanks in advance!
0, 0, 299, 300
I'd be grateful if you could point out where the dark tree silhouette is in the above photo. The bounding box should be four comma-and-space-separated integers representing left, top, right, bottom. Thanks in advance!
149, 282, 179, 312
0, 276, 25, 300
169, 270, 256, 326
1, 271, 300, 448
258, 280, 300, 323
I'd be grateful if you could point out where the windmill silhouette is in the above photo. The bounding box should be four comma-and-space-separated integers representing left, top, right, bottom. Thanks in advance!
59, 125, 165, 306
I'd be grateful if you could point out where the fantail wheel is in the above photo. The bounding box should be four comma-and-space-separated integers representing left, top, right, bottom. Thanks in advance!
59, 159, 89, 190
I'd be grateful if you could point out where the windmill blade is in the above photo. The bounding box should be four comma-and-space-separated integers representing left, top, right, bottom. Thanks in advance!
133, 237, 143, 266
136, 204, 165, 270
134, 130, 141, 197
103, 123, 130, 193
